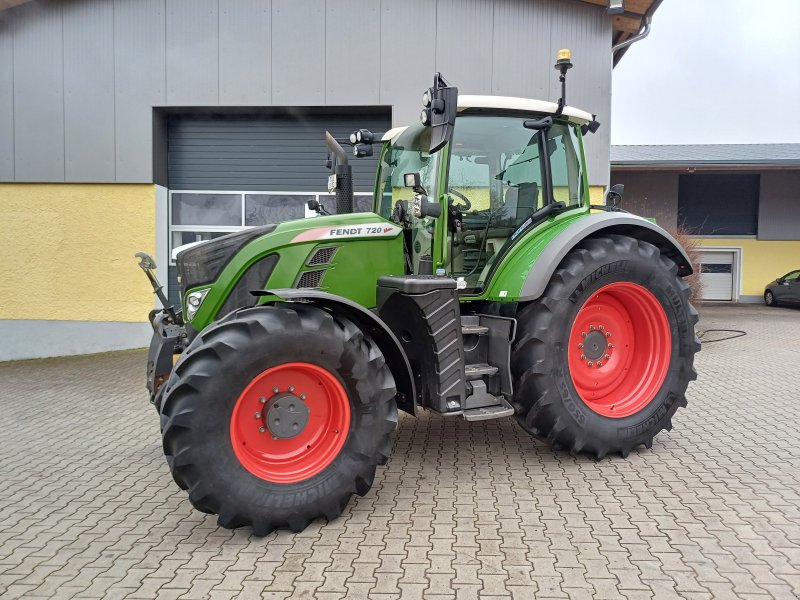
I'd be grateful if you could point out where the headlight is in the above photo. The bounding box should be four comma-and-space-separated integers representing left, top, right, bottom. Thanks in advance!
185, 288, 210, 320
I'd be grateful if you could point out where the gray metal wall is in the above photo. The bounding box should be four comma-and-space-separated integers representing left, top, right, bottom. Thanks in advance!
0, 0, 613, 185
757, 171, 800, 241
611, 171, 679, 231
612, 168, 800, 240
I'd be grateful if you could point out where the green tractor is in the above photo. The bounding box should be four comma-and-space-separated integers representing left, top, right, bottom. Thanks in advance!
137, 51, 698, 535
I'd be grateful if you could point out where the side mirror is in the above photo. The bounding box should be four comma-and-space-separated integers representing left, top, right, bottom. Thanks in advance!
420, 73, 458, 154
606, 183, 624, 207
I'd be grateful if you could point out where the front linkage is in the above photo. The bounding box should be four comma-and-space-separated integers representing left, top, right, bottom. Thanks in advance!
136, 252, 187, 406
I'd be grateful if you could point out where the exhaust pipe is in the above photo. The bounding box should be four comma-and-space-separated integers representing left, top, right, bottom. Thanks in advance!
325, 131, 353, 214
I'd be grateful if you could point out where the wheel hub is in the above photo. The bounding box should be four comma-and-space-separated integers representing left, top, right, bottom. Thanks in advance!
264, 392, 310, 439
582, 330, 607, 361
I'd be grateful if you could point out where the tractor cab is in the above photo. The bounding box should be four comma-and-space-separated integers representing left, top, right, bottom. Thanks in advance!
374, 97, 592, 293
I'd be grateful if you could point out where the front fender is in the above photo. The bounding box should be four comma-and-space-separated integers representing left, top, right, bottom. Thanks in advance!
257, 288, 417, 415
518, 212, 693, 301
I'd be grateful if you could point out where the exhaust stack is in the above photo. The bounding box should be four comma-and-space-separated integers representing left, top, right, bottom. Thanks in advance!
325, 131, 353, 214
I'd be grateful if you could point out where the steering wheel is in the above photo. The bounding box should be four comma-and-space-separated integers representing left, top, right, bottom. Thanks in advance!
448, 188, 472, 212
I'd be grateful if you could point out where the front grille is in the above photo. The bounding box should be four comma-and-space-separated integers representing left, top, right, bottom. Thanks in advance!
307, 246, 338, 266
295, 269, 326, 289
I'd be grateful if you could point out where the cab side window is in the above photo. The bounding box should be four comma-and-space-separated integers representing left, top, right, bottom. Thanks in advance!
548, 124, 583, 208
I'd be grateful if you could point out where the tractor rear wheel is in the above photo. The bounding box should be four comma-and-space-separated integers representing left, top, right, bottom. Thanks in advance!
511, 234, 699, 458
159, 304, 397, 534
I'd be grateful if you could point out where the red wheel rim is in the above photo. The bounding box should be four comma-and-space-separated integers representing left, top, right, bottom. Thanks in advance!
230, 362, 351, 483
567, 282, 671, 418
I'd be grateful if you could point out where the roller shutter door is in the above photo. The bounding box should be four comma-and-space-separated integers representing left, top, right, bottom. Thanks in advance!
167, 110, 390, 192
698, 251, 734, 301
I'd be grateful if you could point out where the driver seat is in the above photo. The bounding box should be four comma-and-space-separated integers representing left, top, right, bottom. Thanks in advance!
500, 182, 538, 227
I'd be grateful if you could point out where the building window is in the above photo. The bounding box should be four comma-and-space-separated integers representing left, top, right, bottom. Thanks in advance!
677, 173, 759, 236
169, 191, 373, 263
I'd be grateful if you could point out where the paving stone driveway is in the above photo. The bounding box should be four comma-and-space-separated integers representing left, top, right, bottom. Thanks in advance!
1, 304, 799, 599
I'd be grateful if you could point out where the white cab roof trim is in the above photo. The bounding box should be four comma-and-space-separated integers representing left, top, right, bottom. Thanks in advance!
381, 126, 408, 142
458, 95, 593, 124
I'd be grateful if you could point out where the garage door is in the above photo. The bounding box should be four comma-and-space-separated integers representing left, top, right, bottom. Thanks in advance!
165, 108, 392, 305
698, 251, 735, 301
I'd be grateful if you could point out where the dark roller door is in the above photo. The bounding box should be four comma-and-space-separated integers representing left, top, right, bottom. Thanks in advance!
168, 109, 390, 191
166, 107, 391, 307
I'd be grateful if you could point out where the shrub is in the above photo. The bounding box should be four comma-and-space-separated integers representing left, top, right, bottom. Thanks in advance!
663, 225, 701, 304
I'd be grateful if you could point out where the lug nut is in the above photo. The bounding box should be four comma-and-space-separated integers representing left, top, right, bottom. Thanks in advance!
605, 332, 611, 337
599, 325, 604, 331
260, 397, 267, 404
588, 361, 594, 367
259, 426, 266, 433
578, 343, 584, 349
288, 386, 295, 393
597, 361, 603, 367
581, 332, 587, 338
580, 354, 586, 360
589, 325, 595, 331
272, 387, 279, 393
254, 412, 261, 418
604, 354, 610, 360
300, 394, 307, 400
608, 344, 614, 349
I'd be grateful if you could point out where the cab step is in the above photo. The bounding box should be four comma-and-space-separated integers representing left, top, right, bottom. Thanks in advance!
460, 315, 490, 336
465, 363, 498, 379
462, 324, 490, 336
463, 395, 515, 421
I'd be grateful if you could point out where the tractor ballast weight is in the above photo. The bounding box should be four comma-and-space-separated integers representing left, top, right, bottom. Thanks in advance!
138, 51, 699, 535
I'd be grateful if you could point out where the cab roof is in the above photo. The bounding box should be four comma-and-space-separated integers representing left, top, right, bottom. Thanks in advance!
457, 95, 593, 124
382, 95, 593, 142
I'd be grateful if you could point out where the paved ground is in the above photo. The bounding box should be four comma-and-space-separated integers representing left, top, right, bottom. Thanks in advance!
1, 303, 799, 600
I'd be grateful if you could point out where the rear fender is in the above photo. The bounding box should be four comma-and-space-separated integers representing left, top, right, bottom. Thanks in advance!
520, 212, 693, 301
257, 289, 417, 415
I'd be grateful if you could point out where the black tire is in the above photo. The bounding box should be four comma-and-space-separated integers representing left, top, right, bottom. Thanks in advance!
159, 303, 397, 535
765, 290, 777, 306
511, 234, 699, 458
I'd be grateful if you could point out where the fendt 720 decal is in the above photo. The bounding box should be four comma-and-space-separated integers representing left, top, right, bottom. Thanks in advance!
292, 223, 402, 243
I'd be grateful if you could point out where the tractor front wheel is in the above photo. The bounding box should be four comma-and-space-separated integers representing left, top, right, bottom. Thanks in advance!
159, 304, 397, 534
512, 234, 699, 458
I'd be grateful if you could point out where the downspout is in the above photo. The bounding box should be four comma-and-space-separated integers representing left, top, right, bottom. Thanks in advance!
612, 16, 652, 55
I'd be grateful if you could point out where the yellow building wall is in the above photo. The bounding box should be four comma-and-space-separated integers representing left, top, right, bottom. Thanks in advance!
588, 186, 604, 204
696, 238, 800, 298
0, 184, 156, 322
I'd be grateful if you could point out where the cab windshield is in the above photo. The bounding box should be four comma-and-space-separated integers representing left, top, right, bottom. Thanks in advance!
446, 115, 584, 290
375, 124, 439, 272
